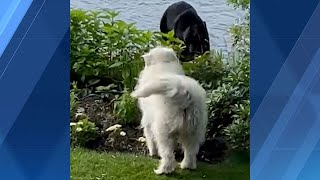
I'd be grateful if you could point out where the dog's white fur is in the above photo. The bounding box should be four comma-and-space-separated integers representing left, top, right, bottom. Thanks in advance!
131, 46, 208, 175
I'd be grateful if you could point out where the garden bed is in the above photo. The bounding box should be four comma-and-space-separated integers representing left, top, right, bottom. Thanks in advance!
73, 95, 229, 164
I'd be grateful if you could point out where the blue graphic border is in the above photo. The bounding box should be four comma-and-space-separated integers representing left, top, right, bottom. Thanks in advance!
251, 0, 320, 179
0, 0, 70, 179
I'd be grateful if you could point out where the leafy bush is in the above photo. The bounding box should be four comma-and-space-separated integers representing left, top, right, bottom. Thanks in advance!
70, 82, 79, 119
71, 10, 157, 90
156, 30, 186, 58
224, 100, 249, 151
70, 118, 98, 147
205, 58, 249, 134
113, 90, 140, 125
227, 0, 250, 9
183, 51, 226, 90
221, 0, 250, 150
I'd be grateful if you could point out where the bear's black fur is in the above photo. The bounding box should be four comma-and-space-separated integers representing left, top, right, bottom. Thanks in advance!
160, 1, 210, 61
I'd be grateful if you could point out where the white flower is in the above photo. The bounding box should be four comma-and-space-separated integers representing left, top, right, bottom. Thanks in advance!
77, 107, 85, 113
77, 121, 84, 125
106, 124, 122, 132
75, 112, 85, 119
138, 137, 146, 142
70, 122, 76, 126
120, 131, 126, 136
76, 127, 82, 132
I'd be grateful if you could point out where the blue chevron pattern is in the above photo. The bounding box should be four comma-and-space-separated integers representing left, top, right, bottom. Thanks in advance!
0, 0, 33, 57
251, 0, 320, 179
0, 0, 69, 179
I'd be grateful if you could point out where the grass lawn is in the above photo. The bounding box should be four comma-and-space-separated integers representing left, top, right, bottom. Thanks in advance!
71, 148, 249, 180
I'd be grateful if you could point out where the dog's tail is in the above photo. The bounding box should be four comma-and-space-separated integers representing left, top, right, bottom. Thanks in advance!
131, 74, 192, 108
184, 98, 208, 145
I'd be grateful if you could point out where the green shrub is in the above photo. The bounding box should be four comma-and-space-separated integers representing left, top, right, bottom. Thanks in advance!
70, 118, 98, 147
183, 50, 226, 90
204, 55, 249, 150
155, 30, 186, 58
70, 82, 79, 119
224, 100, 249, 151
221, 0, 250, 150
70, 10, 157, 91
227, 0, 250, 9
113, 90, 140, 125
70, 10, 107, 83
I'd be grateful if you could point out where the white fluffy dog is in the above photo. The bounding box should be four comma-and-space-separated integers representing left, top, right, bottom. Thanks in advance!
131, 46, 208, 175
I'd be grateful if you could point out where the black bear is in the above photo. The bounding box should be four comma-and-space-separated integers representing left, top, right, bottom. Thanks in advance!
160, 1, 210, 61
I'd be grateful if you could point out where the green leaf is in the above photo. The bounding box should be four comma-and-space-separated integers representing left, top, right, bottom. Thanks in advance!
109, 61, 124, 68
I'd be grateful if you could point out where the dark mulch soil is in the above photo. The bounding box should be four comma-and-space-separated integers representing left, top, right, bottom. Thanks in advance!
74, 95, 229, 164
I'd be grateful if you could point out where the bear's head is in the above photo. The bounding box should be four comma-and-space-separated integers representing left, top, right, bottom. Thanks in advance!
181, 21, 210, 60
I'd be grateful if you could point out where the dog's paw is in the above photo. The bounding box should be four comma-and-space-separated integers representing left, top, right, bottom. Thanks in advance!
153, 168, 174, 175
180, 161, 197, 170
154, 168, 165, 175
154, 160, 176, 175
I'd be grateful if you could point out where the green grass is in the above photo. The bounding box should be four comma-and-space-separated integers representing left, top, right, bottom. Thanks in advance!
71, 148, 249, 180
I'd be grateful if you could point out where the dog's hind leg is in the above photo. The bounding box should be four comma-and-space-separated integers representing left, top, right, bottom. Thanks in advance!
143, 126, 158, 157
180, 137, 200, 170
153, 131, 177, 174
